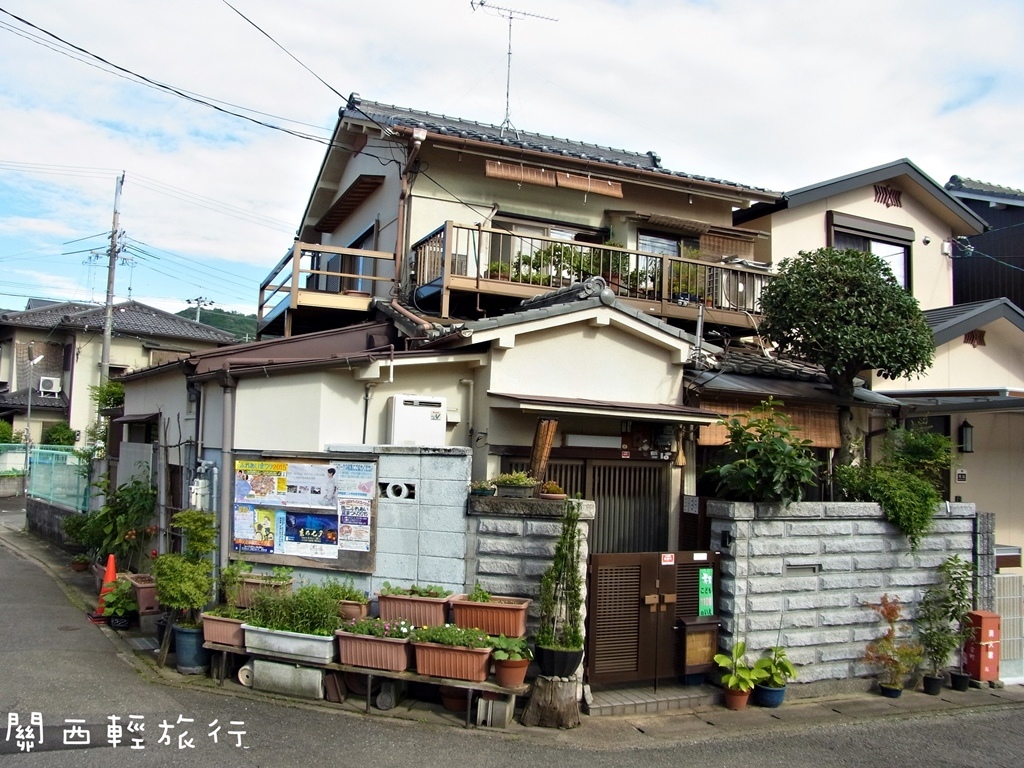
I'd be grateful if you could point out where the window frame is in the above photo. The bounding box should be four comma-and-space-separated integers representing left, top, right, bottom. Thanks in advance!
827, 211, 914, 291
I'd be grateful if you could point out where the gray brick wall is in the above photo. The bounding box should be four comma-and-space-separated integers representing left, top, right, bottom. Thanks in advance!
708, 499, 987, 684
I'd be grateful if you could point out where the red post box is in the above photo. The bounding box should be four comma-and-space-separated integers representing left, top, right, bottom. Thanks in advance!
964, 610, 1000, 682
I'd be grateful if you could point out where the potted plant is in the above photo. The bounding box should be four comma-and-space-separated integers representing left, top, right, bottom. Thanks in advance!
714, 640, 767, 710
862, 594, 923, 697
70, 553, 91, 572
539, 480, 567, 500
336, 616, 413, 671
235, 565, 293, 608
470, 480, 496, 497
376, 581, 453, 626
102, 577, 139, 630
752, 645, 797, 707
409, 623, 492, 682
936, 555, 974, 691
492, 471, 538, 498
201, 560, 253, 648
534, 499, 585, 677
151, 509, 216, 674
490, 634, 534, 687
451, 581, 532, 637
242, 582, 342, 664
321, 576, 370, 620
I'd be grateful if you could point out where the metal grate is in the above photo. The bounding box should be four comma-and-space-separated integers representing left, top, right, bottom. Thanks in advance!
996, 574, 1024, 683
590, 461, 667, 554
591, 563, 642, 674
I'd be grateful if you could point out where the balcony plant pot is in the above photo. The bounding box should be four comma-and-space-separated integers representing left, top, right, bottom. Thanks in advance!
201, 612, 246, 648
539, 493, 567, 500
878, 684, 903, 699
752, 683, 786, 708
109, 612, 136, 631
173, 625, 210, 675
125, 573, 160, 614
338, 600, 369, 621
377, 593, 451, 627
493, 657, 531, 688
236, 575, 293, 609
439, 685, 469, 712
494, 484, 533, 498
242, 624, 336, 665
950, 671, 971, 691
534, 646, 584, 678
336, 631, 412, 672
922, 674, 944, 696
451, 596, 531, 637
412, 641, 492, 682
722, 688, 751, 711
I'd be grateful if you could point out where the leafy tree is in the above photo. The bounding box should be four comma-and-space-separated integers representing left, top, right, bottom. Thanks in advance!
41, 420, 77, 446
758, 248, 934, 465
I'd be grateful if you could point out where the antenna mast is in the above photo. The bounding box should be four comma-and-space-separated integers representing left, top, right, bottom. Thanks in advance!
470, 1, 557, 138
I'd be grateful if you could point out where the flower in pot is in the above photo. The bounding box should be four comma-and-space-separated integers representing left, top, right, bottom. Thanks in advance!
862, 594, 923, 697
539, 480, 567, 500
490, 634, 534, 688
470, 480, 496, 497
492, 471, 538, 498
320, 576, 370, 620
101, 577, 139, 630
336, 616, 413, 671
714, 640, 767, 710
409, 624, 493, 682
752, 645, 796, 707
377, 581, 453, 626
533, 499, 585, 677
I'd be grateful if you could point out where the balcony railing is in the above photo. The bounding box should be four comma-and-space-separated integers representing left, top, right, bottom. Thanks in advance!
411, 222, 772, 320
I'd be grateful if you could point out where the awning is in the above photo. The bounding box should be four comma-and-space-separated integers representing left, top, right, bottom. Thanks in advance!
488, 392, 721, 425
686, 370, 903, 409
890, 394, 1024, 415
113, 412, 159, 423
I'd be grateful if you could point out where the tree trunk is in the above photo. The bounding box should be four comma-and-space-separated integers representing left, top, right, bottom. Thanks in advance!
836, 404, 856, 467
521, 676, 580, 729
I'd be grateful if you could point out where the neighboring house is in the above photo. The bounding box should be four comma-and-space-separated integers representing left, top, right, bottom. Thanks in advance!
0, 300, 235, 446
734, 159, 1024, 568
944, 175, 1024, 308
258, 93, 781, 341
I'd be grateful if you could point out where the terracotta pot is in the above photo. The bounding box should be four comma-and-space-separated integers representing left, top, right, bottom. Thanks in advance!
126, 574, 159, 613
493, 657, 530, 688
70, 560, 89, 572
201, 613, 245, 647
722, 688, 751, 710
539, 493, 567, 500
336, 632, 412, 672
377, 593, 451, 627
451, 596, 531, 637
412, 641, 491, 682
338, 600, 369, 621
439, 685, 469, 712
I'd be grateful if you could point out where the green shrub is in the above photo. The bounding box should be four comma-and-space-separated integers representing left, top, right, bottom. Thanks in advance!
41, 421, 76, 446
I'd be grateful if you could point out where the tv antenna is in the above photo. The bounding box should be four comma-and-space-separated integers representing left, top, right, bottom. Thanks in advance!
470, 1, 557, 138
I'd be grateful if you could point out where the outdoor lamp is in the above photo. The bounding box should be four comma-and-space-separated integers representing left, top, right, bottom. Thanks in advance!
958, 420, 974, 454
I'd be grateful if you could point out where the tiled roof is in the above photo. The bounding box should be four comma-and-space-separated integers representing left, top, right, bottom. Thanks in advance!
0, 300, 235, 344
946, 175, 1024, 202
716, 347, 831, 384
923, 298, 1024, 345
343, 95, 778, 198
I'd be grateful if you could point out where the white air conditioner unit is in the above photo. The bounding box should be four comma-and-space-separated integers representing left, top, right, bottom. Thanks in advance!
709, 269, 765, 312
38, 376, 61, 396
388, 394, 447, 446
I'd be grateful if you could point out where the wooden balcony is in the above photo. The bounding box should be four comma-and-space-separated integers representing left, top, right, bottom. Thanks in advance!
257, 224, 771, 338
258, 242, 395, 337
410, 222, 772, 332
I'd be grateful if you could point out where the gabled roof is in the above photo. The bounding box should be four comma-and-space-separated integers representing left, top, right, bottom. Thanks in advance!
923, 298, 1024, 346
339, 95, 779, 200
0, 300, 236, 344
734, 158, 988, 235
945, 175, 1024, 206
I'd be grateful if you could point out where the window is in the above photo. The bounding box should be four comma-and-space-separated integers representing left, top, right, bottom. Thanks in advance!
637, 231, 700, 258
828, 211, 913, 290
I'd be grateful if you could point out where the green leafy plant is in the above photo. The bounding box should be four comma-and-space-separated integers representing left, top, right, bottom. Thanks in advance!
71, 553, 91, 565
705, 398, 820, 505
340, 616, 412, 638
89, 380, 125, 410
492, 471, 537, 487
152, 509, 216, 627
245, 583, 342, 637
64, 475, 157, 570
540, 480, 564, 494
466, 581, 492, 603
378, 581, 452, 598
490, 634, 533, 661
409, 623, 491, 649
319, 576, 368, 604
862, 594, 923, 689
535, 499, 584, 651
102, 578, 139, 618
41, 420, 76, 446
0, 421, 23, 443
471, 480, 494, 491
714, 640, 767, 692
753, 646, 797, 688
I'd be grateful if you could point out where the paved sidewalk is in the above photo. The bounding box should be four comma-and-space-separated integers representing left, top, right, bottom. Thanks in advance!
4, 494, 1024, 750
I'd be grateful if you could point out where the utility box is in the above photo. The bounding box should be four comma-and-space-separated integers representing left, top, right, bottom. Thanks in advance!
387, 394, 447, 446
965, 610, 1001, 682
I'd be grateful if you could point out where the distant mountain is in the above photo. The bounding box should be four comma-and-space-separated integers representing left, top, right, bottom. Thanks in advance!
176, 307, 257, 341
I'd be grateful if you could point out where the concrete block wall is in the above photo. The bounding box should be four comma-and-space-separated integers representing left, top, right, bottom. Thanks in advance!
708, 499, 982, 684
465, 497, 596, 628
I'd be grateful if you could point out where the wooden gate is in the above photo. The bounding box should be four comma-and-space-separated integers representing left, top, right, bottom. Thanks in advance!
586, 551, 720, 686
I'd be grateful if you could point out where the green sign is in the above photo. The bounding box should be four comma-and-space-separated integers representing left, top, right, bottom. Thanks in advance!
698, 566, 714, 616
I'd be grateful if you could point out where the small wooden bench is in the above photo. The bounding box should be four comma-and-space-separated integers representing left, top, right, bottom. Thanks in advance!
202, 642, 529, 727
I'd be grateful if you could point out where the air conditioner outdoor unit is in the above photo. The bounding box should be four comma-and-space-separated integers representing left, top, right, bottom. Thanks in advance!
388, 394, 447, 446
709, 269, 765, 312
38, 376, 61, 395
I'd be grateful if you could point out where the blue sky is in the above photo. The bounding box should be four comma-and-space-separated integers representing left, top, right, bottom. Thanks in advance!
1, 0, 1022, 316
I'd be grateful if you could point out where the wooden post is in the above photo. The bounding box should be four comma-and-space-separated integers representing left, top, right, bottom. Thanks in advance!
528, 418, 558, 487
521, 676, 580, 728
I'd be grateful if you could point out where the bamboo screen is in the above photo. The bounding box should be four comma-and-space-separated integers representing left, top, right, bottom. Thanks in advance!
698, 399, 841, 448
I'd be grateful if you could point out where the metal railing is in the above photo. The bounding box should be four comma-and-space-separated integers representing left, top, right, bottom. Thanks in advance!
411, 222, 771, 314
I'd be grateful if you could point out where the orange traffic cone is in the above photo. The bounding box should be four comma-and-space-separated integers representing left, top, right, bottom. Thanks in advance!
88, 554, 117, 624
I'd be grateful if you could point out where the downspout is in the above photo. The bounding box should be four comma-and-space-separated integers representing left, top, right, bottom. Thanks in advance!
390, 127, 427, 318
218, 369, 237, 572
361, 382, 378, 444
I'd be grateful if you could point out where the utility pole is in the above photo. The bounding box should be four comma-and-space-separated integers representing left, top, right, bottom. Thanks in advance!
100, 172, 124, 385
187, 296, 214, 322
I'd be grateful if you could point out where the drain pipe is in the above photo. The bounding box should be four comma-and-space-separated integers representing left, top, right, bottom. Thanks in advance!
218, 369, 237, 571
361, 382, 379, 444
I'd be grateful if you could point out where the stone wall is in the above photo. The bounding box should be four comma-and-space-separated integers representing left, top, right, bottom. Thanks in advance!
26, 497, 82, 551
708, 499, 985, 684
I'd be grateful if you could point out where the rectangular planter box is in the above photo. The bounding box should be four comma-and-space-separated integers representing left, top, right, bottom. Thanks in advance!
451, 596, 531, 637
236, 577, 293, 608
241, 624, 336, 665
125, 574, 160, 614
412, 641, 492, 682
336, 631, 412, 672
377, 593, 451, 627
201, 613, 245, 648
